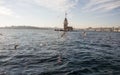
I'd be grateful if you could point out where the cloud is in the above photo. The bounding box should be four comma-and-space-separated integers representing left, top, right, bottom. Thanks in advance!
0, 0, 79, 17
0, 0, 20, 17
82, 0, 120, 13
0, 0, 14, 16
0, 6, 14, 16
0, 0, 3, 4
21, 0, 79, 12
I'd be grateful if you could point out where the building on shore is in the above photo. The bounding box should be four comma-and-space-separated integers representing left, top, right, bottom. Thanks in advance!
86, 27, 120, 32
55, 13, 73, 31
63, 13, 73, 31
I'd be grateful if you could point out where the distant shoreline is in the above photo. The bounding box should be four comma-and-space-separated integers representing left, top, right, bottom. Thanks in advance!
0, 26, 120, 32
0, 26, 54, 30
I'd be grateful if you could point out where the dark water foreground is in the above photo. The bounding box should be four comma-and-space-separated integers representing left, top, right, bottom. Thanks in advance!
0, 29, 120, 75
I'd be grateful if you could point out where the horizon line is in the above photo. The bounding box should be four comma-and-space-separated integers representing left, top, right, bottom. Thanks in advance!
0, 25, 120, 29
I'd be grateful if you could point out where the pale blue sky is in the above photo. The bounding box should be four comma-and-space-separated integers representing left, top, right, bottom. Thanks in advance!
0, 0, 120, 28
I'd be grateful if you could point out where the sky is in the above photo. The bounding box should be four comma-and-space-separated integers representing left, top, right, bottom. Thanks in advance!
0, 0, 120, 28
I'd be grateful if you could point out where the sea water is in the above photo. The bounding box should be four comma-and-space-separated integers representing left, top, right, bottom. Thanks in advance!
0, 29, 120, 75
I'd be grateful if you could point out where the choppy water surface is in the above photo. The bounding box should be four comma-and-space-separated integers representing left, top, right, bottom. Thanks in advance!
0, 29, 120, 75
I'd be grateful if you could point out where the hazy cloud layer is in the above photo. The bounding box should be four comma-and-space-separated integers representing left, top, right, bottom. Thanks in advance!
27, 0, 79, 12
83, 0, 120, 13
0, 0, 120, 16
0, 0, 13, 16
0, 6, 13, 16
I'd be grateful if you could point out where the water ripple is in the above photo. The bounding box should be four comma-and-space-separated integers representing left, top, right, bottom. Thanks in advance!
0, 29, 120, 75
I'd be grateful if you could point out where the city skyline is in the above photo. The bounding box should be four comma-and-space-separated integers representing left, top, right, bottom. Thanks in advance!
0, 0, 120, 28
